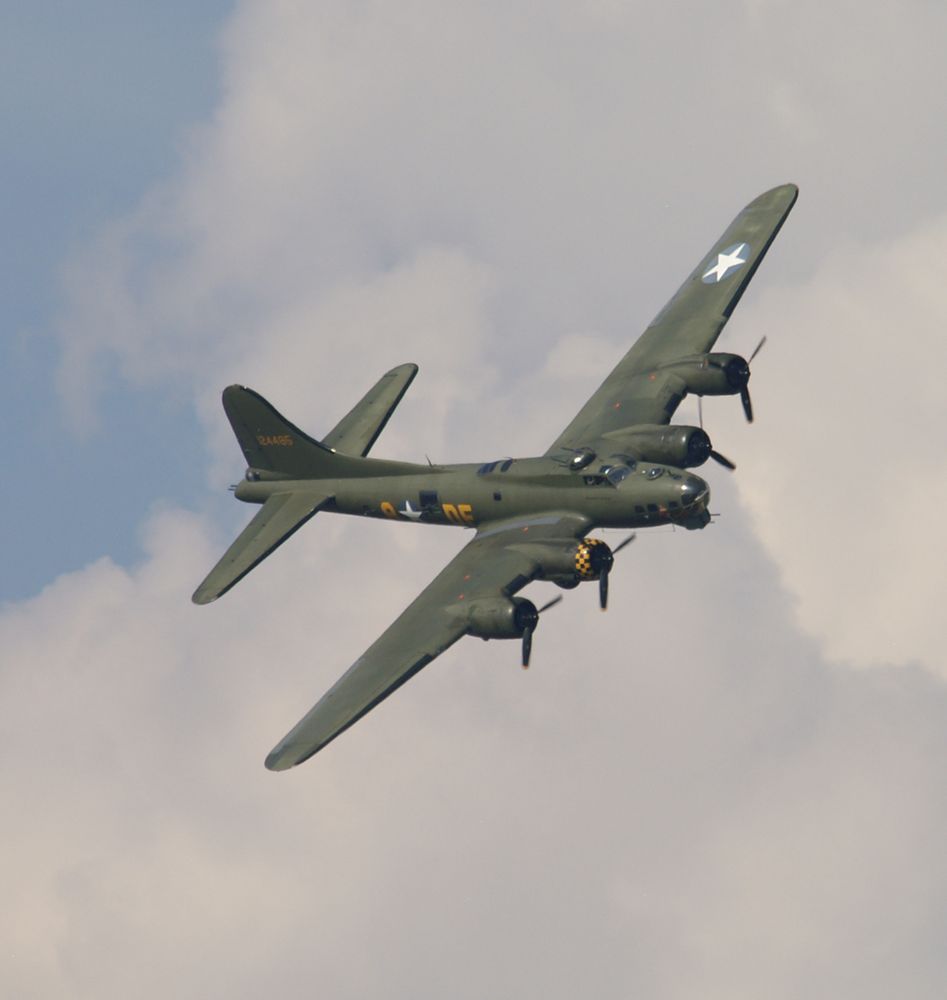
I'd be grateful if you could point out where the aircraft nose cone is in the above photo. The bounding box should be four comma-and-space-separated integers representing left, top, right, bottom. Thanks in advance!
681, 475, 709, 508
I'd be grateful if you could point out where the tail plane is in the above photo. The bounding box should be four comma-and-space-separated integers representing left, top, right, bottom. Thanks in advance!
223, 362, 418, 477
193, 363, 418, 603
192, 491, 328, 604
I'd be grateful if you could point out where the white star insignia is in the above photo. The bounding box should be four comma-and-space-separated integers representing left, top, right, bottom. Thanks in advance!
702, 242, 749, 283
399, 500, 423, 520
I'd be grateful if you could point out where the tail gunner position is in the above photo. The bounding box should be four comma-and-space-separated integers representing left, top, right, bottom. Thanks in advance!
194, 184, 798, 770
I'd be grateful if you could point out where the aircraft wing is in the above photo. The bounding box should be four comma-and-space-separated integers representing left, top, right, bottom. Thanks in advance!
264, 512, 591, 770
547, 183, 798, 454
322, 363, 418, 457
192, 491, 330, 605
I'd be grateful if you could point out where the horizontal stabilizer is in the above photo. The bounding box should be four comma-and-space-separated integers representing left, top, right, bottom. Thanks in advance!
323, 363, 418, 457
192, 491, 330, 604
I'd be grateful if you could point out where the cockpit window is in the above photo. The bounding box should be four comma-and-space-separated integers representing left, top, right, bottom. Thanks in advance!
479, 459, 514, 475
644, 466, 665, 480
605, 465, 633, 486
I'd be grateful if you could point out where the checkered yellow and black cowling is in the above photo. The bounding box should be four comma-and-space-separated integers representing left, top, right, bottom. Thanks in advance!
574, 538, 610, 580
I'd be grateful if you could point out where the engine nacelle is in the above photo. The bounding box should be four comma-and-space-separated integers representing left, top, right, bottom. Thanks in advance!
464, 596, 538, 640
656, 352, 750, 396
511, 538, 615, 589
617, 424, 712, 468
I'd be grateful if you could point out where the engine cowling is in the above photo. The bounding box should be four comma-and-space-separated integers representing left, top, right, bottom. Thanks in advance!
618, 424, 712, 468
573, 537, 613, 580
656, 352, 750, 396
516, 537, 615, 589
543, 537, 618, 610
464, 596, 538, 640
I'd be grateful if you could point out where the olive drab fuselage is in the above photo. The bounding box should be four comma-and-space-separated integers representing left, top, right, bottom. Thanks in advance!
235, 454, 711, 533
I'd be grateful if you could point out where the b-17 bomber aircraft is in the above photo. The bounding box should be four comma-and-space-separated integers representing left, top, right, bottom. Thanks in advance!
194, 183, 798, 771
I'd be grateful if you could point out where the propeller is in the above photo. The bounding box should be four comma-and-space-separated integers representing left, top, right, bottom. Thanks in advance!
521, 532, 635, 667
696, 401, 737, 471
740, 386, 754, 423
738, 336, 767, 423
598, 533, 636, 611
690, 334, 767, 472
709, 449, 736, 470
699, 335, 768, 425
520, 596, 563, 668
749, 335, 767, 362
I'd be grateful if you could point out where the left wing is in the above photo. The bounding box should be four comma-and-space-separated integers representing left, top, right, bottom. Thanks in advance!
265, 513, 590, 770
547, 183, 798, 455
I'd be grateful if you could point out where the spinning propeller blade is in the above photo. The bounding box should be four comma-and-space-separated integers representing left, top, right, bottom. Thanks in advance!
520, 596, 563, 668
612, 533, 637, 556
749, 335, 767, 362
740, 336, 767, 423
521, 626, 534, 668
599, 533, 635, 611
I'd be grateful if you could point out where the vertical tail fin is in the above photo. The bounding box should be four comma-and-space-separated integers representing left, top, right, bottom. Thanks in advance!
222, 385, 338, 478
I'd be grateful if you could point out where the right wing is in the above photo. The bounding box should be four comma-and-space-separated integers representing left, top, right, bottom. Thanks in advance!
264, 512, 591, 770
192, 491, 330, 605
322, 363, 418, 457
547, 183, 798, 455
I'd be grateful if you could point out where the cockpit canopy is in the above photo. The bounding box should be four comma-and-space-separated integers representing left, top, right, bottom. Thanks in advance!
568, 447, 597, 471
582, 462, 640, 487
605, 464, 634, 485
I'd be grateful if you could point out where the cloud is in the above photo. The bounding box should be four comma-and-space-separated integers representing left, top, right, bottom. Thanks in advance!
729, 213, 947, 676
15, 2, 947, 997
5, 502, 947, 998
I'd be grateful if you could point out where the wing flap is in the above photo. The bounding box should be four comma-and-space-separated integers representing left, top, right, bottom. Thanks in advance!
192, 491, 329, 605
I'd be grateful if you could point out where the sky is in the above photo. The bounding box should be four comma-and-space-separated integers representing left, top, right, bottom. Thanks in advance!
4, 2, 947, 997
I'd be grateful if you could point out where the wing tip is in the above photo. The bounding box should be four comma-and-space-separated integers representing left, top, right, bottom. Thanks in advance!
265, 748, 294, 771
265, 742, 316, 771
386, 362, 419, 377
753, 182, 799, 212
